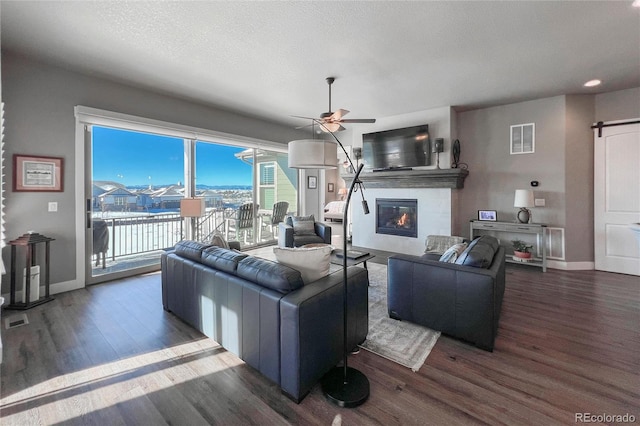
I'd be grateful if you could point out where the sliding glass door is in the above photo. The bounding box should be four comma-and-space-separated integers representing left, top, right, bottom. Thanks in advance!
193, 144, 298, 247
87, 126, 185, 284
78, 107, 299, 285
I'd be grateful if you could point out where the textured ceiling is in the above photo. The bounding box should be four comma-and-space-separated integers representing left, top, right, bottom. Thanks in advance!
2, 1, 639, 129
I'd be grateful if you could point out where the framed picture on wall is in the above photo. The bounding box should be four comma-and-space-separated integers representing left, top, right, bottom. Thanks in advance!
307, 176, 317, 189
328, 183, 334, 192
478, 210, 497, 221
13, 154, 64, 192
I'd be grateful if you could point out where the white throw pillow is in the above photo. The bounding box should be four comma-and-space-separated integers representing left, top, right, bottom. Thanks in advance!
273, 245, 332, 284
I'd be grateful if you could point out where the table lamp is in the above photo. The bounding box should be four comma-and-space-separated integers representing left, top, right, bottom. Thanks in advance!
514, 189, 534, 223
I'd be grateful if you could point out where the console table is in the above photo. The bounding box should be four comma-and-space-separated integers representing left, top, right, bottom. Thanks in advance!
470, 220, 547, 272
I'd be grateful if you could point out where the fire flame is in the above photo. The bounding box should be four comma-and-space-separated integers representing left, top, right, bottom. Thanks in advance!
397, 213, 409, 226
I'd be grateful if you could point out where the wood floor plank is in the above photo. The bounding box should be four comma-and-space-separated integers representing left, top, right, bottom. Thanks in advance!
1, 265, 638, 425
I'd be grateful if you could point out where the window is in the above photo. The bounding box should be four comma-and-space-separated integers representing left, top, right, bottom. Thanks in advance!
510, 123, 535, 154
259, 162, 276, 208
260, 162, 275, 185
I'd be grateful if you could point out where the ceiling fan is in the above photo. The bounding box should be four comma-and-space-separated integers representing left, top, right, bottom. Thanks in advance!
294, 77, 376, 132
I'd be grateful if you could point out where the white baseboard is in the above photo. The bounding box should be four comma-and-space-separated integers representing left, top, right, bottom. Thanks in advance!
547, 260, 595, 270
1, 279, 84, 305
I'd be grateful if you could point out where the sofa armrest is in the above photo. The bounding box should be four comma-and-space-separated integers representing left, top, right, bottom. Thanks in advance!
279, 266, 368, 402
278, 223, 294, 247
314, 221, 332, 244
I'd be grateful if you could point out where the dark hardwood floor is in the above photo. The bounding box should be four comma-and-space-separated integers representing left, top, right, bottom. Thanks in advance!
1, 265, 638, 425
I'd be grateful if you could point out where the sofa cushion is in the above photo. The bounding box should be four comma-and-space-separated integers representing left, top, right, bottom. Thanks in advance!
273, 245, 332, 284
290, 215, 316, 236
455, 235, 500, 268
439, 242, 468, 263
237, 256, 304, 294
174, 240, 212, 262
425, 235, 465, 254
201, 247, 248, 274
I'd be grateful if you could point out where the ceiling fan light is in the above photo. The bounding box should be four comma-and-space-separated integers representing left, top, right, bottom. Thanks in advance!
321, 122, 342, 133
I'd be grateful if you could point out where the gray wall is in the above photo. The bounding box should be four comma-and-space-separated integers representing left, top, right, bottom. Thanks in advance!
564, 95, 595, 262
456, 88, 639, 264
457, 96, 567, 232
595, 88, 640, 122
1, 51, 305, 291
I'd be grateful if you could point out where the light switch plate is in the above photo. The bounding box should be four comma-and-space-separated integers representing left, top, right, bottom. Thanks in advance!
48, 202, 58, 212
534, 198, 545, 207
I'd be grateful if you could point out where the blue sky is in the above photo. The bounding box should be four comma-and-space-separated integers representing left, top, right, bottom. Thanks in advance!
92, 126, 253, 186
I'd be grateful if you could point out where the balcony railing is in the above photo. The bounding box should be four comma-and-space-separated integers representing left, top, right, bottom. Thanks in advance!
91, 208, 277, 272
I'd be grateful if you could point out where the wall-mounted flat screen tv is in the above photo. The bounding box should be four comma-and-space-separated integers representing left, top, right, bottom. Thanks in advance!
362, 124, 430, 171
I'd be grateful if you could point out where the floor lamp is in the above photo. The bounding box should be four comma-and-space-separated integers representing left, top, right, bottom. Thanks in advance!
288, 127, 370, 408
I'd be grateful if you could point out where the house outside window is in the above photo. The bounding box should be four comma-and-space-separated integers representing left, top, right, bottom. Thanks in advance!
259, 162, 275, 208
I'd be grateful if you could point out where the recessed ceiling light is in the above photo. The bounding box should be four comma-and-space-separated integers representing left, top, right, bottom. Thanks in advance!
584, 79, 601, 87
633, 0, 640, 8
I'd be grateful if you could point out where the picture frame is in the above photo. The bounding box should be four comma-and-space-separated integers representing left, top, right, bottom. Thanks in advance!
478, 210, 497, 221
328, 182, 335, 192
307, 176, 317, 189
13, 154, 64, 192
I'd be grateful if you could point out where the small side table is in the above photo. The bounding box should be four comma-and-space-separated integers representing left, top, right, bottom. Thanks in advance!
6, 232, 55, 310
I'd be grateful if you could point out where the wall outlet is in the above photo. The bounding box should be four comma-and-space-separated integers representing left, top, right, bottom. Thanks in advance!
48, 202, 58, 212
534, 198, 545, 207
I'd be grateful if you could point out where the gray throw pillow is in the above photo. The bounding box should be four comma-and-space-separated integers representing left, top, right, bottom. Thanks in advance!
209, 232, 229, 249
291, 215, 316, 236
425, 235, 465, 254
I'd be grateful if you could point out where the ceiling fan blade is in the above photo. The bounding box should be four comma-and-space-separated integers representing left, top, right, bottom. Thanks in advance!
339, 118, 377, 124
330, 109, 350, 121
294, 123, 315, 130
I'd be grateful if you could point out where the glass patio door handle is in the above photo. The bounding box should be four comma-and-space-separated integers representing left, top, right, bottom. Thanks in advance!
86, 199, 92, 228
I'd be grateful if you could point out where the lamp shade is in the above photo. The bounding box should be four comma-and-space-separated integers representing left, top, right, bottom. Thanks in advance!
514, 189, 535, 208
180, 198, 205, 217
288, 139, 338, 169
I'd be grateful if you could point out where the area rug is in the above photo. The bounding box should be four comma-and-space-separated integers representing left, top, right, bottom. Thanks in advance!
359, 262, 440, 372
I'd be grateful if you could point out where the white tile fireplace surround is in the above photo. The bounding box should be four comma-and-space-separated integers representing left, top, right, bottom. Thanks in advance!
352, 187, 458, 255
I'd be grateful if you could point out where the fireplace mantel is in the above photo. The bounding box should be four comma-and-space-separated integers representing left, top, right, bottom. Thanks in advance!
343, 168, 469, 189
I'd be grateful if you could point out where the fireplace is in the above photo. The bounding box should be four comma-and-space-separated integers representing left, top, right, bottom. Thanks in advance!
376, 198, 418, 238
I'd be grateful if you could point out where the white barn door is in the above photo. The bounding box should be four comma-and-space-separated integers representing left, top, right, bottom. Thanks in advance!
594, 121, 640, 276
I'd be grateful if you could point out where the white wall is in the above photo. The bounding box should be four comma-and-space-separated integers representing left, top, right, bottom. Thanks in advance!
341, 106, 456, 169
352, 188, 454, 255
339, 106, 457, 254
